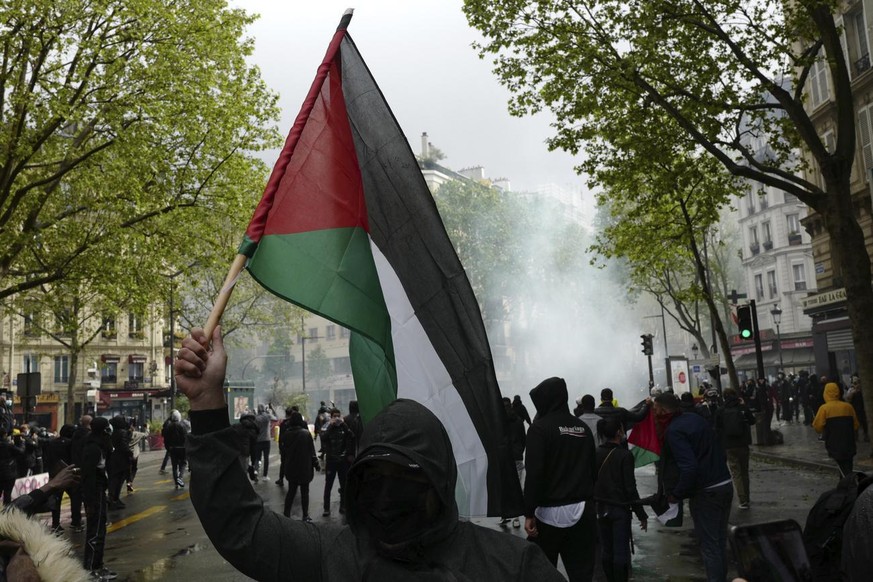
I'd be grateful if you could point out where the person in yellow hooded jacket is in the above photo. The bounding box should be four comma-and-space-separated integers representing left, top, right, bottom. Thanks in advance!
812, 382, 860, 477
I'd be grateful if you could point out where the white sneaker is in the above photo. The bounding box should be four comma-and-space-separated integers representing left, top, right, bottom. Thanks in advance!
512, 518, 521, 528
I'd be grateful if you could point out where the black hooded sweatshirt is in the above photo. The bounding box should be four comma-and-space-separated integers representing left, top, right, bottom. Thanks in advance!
524, 377, 597, 517
187, 398, 563, 581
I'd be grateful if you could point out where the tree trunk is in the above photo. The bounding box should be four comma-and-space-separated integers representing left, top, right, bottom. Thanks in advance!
823, 186, 873, 455
66, 350, 79, 425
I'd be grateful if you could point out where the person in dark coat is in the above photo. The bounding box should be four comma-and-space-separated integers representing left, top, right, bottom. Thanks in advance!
282, 412, 318, 521
344, 400, 364, 457
499, 397, 526, 528
525, 377, 598, 582
321, 408, 354, 517
44, 424, 75, 531
846, 375, 869, 443
713, 388, 756, 509
176, 326, 563, 581
162, 410, 188, 489
81, 416, 115, 580
69, 415, 91, 532
275, 407, 295, 487
594, 387, 649, 434
106, 415, 132, 510
512, 394, 533, 426
0, 429, 24, 505
595, 417, 648, 582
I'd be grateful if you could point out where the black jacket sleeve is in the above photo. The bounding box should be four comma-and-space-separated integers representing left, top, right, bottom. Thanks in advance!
523, 424, 546, 517
621, 453, 647, 522
187, 410, 336, 581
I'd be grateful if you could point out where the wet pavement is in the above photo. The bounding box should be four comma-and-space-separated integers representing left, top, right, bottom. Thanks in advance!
39, 419, 870, 581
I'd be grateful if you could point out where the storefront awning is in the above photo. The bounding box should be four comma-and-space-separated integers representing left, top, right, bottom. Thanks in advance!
732, 347, 814, 370
101, 354, 120, 363
128, 354, 147, 363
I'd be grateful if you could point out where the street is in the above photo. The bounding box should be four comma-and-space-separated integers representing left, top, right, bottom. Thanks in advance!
34, 436, 844, 582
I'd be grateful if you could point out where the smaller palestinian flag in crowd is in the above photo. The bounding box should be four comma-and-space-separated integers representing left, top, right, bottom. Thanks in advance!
627, 408, 660, 467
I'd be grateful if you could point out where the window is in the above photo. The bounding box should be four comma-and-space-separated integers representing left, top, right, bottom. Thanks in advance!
849, 10, 870, 76
308, 327, 318, 341
749, 226, 759, 244
808, 50, 831, 108
817, 131, 837, 189
54, 308, 73, 337
102, 315, 116, 338
767, 270, 778, 298
758, 189, 769, 209
793, 264, 808, 291
326, 325, 336, 340
755, 274, 764, 300
746, 192, 756, 214
858, 103, 873, 179
101, 362, 118, 384
787, 214, 800, 234
22, 311, 39, 337
128, 362, 144, 382
54, 355, 69, 383
762, 221, 772, 244
22, 354, 39, 373
128, 312, 143, 338
340, 327, 350, 339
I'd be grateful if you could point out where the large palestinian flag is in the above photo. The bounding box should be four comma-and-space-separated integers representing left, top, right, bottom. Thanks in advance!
627, 407, 661, 468
237, 11, 520, 518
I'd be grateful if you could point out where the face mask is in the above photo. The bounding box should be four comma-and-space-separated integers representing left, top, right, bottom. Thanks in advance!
356, 471, 436, 546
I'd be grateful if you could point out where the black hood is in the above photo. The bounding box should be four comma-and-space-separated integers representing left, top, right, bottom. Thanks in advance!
346, 399, 457, 551
530, 377, 570, 417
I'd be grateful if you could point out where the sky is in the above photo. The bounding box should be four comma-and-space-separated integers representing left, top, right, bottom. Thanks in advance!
233, 0, 586, 193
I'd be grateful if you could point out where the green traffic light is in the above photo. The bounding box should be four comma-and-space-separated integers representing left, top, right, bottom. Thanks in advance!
740, 329, 752, 339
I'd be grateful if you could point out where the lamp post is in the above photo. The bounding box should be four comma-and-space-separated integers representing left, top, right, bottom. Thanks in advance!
770, 305, 784, 372
691, 343, 699, 391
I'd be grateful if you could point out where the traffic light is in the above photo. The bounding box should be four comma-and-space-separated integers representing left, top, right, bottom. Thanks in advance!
640, 334, 654, 356
737, 304, 754, 339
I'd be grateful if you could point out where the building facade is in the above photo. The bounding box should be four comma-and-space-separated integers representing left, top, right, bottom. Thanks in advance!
0, 304, 172, 429
799, 1, 873, 384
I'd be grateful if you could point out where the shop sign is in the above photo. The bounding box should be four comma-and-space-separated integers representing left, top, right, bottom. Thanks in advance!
801, 288, 846, 310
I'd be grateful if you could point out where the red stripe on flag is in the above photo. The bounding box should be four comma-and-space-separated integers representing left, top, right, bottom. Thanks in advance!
245, 27, 367, 243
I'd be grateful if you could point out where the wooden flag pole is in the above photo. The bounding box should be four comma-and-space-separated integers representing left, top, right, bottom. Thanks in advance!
204, 253, 248, 339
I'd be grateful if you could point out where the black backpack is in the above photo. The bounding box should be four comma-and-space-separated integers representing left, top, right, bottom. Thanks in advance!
802, 471, 873, 581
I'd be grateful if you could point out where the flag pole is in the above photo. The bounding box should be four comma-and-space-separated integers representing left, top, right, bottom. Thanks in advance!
204, 253, 247, 338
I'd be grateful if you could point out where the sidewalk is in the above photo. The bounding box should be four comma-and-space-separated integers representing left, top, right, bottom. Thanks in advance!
750, 418, 873, 473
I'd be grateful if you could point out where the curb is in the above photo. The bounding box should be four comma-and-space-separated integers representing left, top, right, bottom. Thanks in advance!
749, 448, 835, 473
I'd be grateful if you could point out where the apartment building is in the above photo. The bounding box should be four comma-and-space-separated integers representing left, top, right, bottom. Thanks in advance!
0, 305, 172, 429
800, 1, 873, 382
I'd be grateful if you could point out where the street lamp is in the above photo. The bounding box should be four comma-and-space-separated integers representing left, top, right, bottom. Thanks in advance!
691, 343, 699, 360
770, 305, 784, 372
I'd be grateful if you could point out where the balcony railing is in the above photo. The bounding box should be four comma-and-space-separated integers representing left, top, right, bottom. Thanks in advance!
788, 232, 802, 246
750, 242, 760, 255
855, 53, 871, 75
763, 240, 773, 251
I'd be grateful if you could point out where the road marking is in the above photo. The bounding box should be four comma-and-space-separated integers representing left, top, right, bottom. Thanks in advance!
172, 492, 190, 501
107, 505, 166, 533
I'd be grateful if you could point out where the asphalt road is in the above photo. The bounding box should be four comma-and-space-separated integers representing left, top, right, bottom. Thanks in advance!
40, 448, 834, 581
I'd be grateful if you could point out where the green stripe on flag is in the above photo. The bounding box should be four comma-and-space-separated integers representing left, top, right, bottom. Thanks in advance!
631, 446, 659, 468
245, 227, 397, 419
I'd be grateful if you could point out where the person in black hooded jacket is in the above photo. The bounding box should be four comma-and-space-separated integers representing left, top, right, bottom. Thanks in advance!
176, 326, 564, 582
524, 376, 597, 582
81, 416, 116, 580
282, 411, 318, 521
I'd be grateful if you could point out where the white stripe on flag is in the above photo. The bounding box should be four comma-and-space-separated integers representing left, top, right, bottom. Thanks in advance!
370, 242, 489, 517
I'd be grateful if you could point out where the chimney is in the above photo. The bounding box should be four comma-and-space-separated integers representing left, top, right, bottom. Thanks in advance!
421, 132, 429, 158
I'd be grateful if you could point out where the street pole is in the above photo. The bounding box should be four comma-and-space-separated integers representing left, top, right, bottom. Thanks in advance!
751, 299, 765, 380
776, 322, 784, 371
301, 315, 306, 393
169, 284, 175, 408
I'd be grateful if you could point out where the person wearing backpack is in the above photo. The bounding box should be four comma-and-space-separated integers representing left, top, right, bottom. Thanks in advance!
714, 388, 757, 510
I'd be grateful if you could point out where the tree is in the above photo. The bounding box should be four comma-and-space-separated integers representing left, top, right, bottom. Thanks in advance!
465, 0, 873, 442
306, 345, 331, 390
0, 0, 280, 300
586, 111, 745, 387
